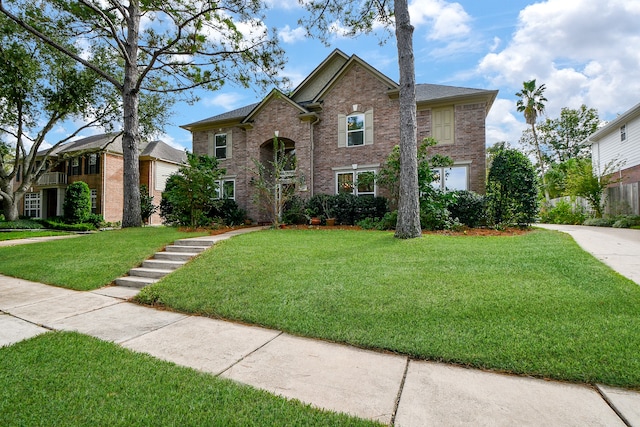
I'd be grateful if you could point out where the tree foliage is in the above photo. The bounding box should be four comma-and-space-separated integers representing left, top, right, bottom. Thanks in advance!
486, 147, 538, 227
0, 14, 118, 221
0, 0, 286, 227
249, 136, 301, 227
63, 181, 91, 224
160, 153, 224, 227
516, 79, 549, 201
565, 158, 620, 218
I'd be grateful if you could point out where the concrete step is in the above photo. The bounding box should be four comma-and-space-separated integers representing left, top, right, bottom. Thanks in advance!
142, 259, 186, 270
174, 238, 217, 247
153, 251, 200, 261
165, 245, 209, 253
129, 267, 173, 279
115, 276, 159, 289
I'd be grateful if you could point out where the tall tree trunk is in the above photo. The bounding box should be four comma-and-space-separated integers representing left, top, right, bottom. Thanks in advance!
121, 1, 142, 227
531, 124, 550, 202
1, 184, 19, 221
393, 0, 421, 239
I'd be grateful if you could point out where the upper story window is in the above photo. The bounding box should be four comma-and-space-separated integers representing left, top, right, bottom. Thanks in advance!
338, 110, 374, 147
432, 106, 454, 145
85, 153, 100, 174
209, 132, 233, 160
621, 124, 627, 142
69, 157, 81, 175
347, 114, 365, 146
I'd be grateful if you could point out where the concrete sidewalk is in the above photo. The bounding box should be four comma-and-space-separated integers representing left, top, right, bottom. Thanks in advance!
2, 226, 640, 425
0, 233, 81, 247
536, 224, 640, 285
2, 275, 639, 426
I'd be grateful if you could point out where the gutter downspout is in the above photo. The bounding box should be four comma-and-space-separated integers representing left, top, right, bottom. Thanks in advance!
310, 115, 320, 196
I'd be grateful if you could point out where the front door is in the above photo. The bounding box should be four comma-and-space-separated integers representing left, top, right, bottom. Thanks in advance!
46, 188, 57, 219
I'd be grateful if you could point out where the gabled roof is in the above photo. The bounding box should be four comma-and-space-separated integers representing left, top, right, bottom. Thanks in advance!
585, 102, 640, 143
39, 133, 122, 157
181, 51, 498, 130
242, 89, 311, 124
140, 140, 187, 165
311, 53, 399, 103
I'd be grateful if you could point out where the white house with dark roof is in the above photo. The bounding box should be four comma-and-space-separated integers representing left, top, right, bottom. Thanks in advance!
182, 49, 498, 222
587, 102, 640, 214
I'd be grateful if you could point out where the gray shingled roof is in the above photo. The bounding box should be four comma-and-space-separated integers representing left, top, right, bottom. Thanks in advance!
416, 84, 496, 102
37, 133, 123, 157
182, 103, 260, 128
141, 140, 187, 164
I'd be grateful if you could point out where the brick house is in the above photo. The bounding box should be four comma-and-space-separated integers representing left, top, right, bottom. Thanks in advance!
17, 133, 186, 224
588, 101, 640, 214
182, 50, 498, 222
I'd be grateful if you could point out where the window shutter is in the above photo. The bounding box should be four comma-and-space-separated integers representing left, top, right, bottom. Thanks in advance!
365, 109, 374, 145
84, 156, 89, 174
96, 154, 100, 174
226, 132, 232, 159
207, 133, 215, 157
338, 114, 346, 147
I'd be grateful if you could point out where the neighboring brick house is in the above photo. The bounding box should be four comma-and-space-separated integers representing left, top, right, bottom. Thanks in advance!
17, 133, 186, 224
587, 101, 640, 214
182, 49, 498, 222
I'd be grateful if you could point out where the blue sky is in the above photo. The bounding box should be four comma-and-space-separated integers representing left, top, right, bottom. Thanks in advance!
59, 0, 640, 153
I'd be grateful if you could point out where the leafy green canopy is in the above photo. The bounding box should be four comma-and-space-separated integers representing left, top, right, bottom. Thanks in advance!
486, 147, 538, 227
160, 153, 224, 227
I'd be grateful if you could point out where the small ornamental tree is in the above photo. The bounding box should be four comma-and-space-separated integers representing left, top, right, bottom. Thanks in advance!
140, 185, 158, 225
565, 158, 622, 218
160, 153, 224, 227
63, 181, 91, 224
486, 148, 538, 227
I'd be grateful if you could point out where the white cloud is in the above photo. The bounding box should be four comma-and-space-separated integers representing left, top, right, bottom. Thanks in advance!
486, 98, 526, 147
279, 25, 307, 44
409, 0, 471, 40
477, 0, 640, 120
202, 93, 246, 110
264, 0, 300, 10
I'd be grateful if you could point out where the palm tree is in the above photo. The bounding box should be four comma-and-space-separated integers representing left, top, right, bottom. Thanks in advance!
516, 79, 550, 201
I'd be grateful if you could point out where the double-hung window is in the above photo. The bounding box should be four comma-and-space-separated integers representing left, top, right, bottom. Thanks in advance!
86, 153, 100, 174
90, 189, 97, 213
69, 158, 81, 175
338, 110, 374, 147
209, 132, 232, 160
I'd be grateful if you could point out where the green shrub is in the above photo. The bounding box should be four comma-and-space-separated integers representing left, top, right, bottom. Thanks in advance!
486, 148, 538, 227
356, 211, 398, 231
308, 193, 388, 225
448, 191, 486, 228
612, 216, 640, 229
539, 200, 587, 225
0, 219, 44, 229
209, 199, 247, 226
41, 217, 96, 231
583, 217, 616, 227
140, 184, 158, 224
419, 190, 460, 231
63, 181, 91, 224
283, 195, 310, 224
87, 214, 105, 229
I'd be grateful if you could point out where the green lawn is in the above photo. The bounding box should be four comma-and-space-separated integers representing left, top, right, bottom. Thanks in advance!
0, 230, 71, 241
0, 227, 207, 290
137, 229, 640, 389
0, 332, 378, 426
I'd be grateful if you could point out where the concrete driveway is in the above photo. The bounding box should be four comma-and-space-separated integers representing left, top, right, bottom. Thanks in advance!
536, 224, 640, 285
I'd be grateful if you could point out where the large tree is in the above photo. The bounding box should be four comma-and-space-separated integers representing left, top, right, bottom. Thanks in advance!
0, 15, 117, 221
300, 0, 421, 238
516, 79, 549, 201
0, 0, 285, 227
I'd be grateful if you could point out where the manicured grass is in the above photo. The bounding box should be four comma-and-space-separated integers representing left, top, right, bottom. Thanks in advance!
138, 229, 640, 389
0, 227, 206, 290
0, 230, 71, 241
0, 332, 378, 426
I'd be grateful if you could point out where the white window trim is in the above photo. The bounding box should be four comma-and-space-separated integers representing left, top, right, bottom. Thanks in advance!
338, 109, 374, 147
208, 132, 233, 160
215, 177, 236, 200
24, 192, 41, 218
335, 169, 377, 196
431, 162, 470, 192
